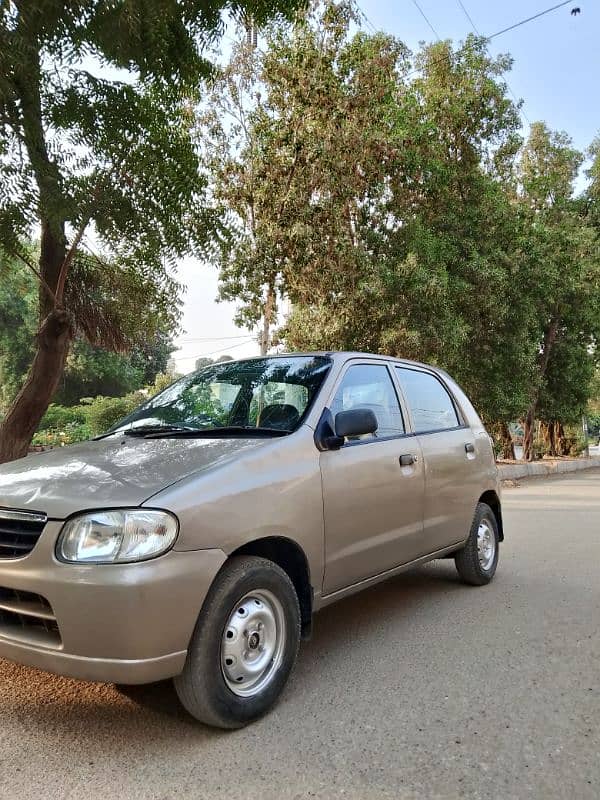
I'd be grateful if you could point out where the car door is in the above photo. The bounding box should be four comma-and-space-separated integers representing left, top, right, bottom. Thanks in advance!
394, 366, 481, 553
320, 362, 425, 595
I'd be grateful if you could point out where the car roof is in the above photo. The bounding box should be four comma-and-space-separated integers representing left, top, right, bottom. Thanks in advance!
230, 351, 443, 373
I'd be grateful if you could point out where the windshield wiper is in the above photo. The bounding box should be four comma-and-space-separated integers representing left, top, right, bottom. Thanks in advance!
143, 425, 289, 439
115, 424, 200, 438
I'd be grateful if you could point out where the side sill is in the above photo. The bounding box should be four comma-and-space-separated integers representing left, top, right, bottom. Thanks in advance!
315, 542, 465, 610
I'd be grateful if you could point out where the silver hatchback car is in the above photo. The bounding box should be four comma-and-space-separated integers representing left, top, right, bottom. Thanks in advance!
0, 353, 502, 728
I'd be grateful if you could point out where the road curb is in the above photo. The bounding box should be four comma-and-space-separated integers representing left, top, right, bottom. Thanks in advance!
498, 457, 600, 481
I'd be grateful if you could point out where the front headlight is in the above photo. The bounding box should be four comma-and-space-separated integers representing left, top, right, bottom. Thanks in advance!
57, 509, 179, 564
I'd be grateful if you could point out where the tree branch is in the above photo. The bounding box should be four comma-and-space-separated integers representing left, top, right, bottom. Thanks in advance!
54, 212, 93, 305
55, 173, 110, 305
11, 247, 58, 305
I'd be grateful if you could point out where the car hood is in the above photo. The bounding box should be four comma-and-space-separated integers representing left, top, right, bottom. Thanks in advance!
0, 435, 269, 519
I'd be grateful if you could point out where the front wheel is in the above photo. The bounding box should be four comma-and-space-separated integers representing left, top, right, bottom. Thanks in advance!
454, 502, 499, 586
174, 555, 301, 729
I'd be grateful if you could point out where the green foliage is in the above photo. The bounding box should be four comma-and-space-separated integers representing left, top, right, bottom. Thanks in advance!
33, 403, 91, 447
0, 0, 305, 458
0, 256, 177, 410
0, 249, 37, 407
148, 372, 177, 395
194, 355, 234, 370
40, 404, 87, 430
83, 393, 145, 436
31, 370, 180, 443
202, 1, 600, 446
588, 413, 600, 438
31, 424, 92, 448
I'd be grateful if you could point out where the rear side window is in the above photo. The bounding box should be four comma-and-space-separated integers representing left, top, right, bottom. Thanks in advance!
331, 364, 405, 439
395, 368, 460, 433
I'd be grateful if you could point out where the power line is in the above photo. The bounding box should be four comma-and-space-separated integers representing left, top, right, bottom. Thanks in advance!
179, 334, 253, 343
488, 0, 574, 40
454, 0, 531, 126
181, 337, 256, 361
455, 0, 480, 35
411, 0, 441, 40
355, 3, 377, 34
404, 0, 578, 83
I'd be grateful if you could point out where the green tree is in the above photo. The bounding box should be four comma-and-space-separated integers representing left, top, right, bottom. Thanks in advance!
0, 0, 304, 462
195, 354, 235, 370
517, 123, 599, 460
204, 3, 532, 432
0, 255, 176, 408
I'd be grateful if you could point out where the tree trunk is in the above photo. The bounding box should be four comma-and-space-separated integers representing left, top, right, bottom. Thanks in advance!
0, 39, 74, 463
501, 422, 515, 460
522, 318, 561, 463
548, 420, 558, 457
555, 421, 568, 456
523, 405, 536, 462
539, 420, 557, 457
0, 309, 73, 463
494, 421, 515, 460
0, 218, 69, 463
260, 283, 275, 356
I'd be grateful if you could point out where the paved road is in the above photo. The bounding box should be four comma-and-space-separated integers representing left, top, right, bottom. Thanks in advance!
1, 471, 599, 800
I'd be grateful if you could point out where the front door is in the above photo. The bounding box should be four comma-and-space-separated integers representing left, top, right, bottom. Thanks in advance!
321, 363, 425, 595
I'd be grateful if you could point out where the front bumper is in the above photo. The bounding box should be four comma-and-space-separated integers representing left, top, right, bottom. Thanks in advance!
0, 521, 227, 684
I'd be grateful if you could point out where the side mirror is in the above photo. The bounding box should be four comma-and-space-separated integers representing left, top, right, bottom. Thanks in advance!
335, 408, 378, 439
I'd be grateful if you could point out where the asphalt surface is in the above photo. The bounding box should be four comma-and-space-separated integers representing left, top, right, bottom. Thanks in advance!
0, 471, 599, 800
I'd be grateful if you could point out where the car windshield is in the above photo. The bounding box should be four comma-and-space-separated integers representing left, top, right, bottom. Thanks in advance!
110, 355, 332, 436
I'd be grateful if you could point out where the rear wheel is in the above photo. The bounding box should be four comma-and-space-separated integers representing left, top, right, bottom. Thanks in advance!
454, 502, 499, 586
174, 555, 301, 729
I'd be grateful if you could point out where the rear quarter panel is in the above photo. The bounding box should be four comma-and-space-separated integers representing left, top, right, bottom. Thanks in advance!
441, 371, 501, 499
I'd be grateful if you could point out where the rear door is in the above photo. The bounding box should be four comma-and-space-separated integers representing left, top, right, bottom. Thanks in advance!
320, 362, 425, 594
394, 366, 481, 553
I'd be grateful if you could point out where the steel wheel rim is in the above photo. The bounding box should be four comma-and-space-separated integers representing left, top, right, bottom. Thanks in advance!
221, 589, 286, 698
477, 519, 496, 571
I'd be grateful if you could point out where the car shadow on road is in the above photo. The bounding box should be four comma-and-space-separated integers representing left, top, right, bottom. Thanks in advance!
0, 559, 465, 740
117, 560, 464, 713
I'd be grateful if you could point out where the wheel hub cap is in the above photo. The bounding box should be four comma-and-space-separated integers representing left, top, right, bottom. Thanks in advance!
477, 520, 496, 571
220, 589, 286, 698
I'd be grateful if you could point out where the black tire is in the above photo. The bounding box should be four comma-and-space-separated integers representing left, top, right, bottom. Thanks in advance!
454, 502, 499, 586
174, 555, 301, 729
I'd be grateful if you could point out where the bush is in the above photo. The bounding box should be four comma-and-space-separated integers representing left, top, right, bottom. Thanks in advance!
587, 413, 600, 438
83, 392, 144, 435
563, 430, 588, 456
31, 373, 167, 447
150, 371, 177, 395
31, 423, 92, 448
39, 403, 86, 430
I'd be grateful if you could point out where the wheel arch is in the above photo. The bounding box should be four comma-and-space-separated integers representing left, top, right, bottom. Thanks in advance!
230, 536, 313, 639
479, 490, 504, 541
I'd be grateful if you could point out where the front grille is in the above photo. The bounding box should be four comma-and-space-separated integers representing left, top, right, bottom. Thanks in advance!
0, 509, 47, 559
0, 586, 61, 648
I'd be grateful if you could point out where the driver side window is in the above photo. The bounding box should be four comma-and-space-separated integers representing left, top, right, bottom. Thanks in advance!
331, 364, 405, 440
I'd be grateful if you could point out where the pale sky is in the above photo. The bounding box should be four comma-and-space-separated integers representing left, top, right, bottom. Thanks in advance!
173, 257, 259, 373
172, 0, 598, 374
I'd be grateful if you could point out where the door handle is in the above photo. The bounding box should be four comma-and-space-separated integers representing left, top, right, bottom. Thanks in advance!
464, 442, 475, 454
399, 453, 417, 466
